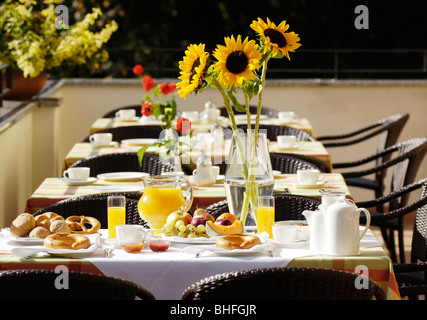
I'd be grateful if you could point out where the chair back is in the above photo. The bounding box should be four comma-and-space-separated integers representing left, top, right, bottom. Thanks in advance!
181, 267, 386, 300
33, 193, 146, 228
0, 270, 155, 300
81, 125, 164, 142
235, 124, 316, 141
70, 152, 174, 176
218, 105, 279, 118
205, 194, 320, 220
410, 180, 427, 263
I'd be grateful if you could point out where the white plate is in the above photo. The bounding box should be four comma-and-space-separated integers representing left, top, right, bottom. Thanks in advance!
183, 244, 268, 256
120, 138, 158, 146
97, 172, 149, 181
268, 239, 309, 249
115, 116, 140, 122
92, 185, 144, 193
294, 180, 326, 189
234, 114, 268, 120
90, 141, 119, 148
60, 177, 97, 186
168, 236, 217, 245
8, 237, 45, 246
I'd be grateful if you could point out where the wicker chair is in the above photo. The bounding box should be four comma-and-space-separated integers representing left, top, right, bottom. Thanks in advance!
69, 152, 174, 176
101, 104, 143, 118
218, 105, 279, 118
317, 113, 409, 199
181, 267, 386, 300
205, 194, 320, 220
81, 125, 164, 142
33, 192, 146, 228
357, 178, 427, 299
0, 270, 155, 300
232, 124, 316, 142
340, 137, 427, 262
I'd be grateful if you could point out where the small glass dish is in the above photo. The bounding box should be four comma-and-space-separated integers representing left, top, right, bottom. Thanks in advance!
147, 232, 171, 252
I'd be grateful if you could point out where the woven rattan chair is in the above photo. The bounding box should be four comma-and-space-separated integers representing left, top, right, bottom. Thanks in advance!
232, 124, 316, 142
185, 153, 329, 177
218, 105, 279, 118
340, 137, 427, 262
318, 113, 409, 199
69, 152, 174, 176
357, 178, 427, 299
0, 270, 155, 300
181, 267, 386, 300
205, 193, 320, 220
101, 104, 143, 118
81, 125, 164, 142
33, 192, 146, 227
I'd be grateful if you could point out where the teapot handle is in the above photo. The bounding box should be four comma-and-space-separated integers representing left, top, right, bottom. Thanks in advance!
179, 176, 193, 213
355, 208, 371, 244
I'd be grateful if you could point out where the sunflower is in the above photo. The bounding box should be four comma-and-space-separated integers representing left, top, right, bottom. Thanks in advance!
212, 35, 262, 89
250, 17, 301, 60
176, 43, 209, 99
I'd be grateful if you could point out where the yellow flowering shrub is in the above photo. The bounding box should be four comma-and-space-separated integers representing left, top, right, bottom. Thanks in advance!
0, 0, 118, 78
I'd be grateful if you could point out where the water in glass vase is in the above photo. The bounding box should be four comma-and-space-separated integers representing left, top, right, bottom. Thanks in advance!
224, 178, 274, 226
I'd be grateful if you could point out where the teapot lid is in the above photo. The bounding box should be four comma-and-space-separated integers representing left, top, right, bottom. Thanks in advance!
204, 99, 217, 109
196, 148, 212, 166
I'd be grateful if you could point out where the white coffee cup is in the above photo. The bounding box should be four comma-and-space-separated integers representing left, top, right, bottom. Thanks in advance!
273, 220, 309, 244
297, 169, 323, 185
115, 109, 136, 120
277, 135, 297, 148
211, 166, 220, 180
278, 111, 296, 122
89, 133, 113, 145
63, 167, 90, 181
115, 225, 146, 245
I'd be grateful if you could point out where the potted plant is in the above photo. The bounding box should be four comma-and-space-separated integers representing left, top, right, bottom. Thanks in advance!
0, 0, 118, 100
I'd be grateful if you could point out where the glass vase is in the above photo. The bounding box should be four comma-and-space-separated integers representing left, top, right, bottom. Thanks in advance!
224, 131, 274, 229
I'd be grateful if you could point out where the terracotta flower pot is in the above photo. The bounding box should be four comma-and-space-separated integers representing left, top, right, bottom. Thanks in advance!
3, 70, 49, 101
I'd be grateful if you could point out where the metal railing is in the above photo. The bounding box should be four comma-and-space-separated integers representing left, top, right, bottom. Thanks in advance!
105, 47, 427, 80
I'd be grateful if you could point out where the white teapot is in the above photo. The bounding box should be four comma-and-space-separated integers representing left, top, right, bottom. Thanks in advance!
303, 198, 371, 255
192, 153, 216, 187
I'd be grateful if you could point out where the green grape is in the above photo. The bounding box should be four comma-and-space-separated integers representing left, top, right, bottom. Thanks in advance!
187, 233, 198, 238
178, 231, 187, 238
169, 229, 179, 237
175, 220, 184, 228
164, 223, 174, 233
196, 224, 206, 233
178, 224, 187, 233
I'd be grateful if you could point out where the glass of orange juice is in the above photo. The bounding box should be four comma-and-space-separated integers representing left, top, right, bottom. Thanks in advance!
107, 195, 126, 238
257, 196, 275, 238
138, 175, 193, 230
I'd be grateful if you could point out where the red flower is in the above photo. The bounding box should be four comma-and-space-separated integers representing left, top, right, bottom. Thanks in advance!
177, 118, 191, 133
133, 64, 144, 76
159, 82, 176, 95
142, 75, 155, 91
141, 102, 154, 117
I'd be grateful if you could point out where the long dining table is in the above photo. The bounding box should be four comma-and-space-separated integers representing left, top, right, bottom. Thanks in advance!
24, 173, 350, 214
0, 227, 400, 300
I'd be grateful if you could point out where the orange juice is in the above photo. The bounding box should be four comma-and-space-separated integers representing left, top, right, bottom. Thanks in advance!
108, 206, 126, 238
138, 186, 185, 229
257, 206, 275, 238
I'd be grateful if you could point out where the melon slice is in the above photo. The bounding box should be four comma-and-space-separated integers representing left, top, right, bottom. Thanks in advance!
206, 219, 244, 238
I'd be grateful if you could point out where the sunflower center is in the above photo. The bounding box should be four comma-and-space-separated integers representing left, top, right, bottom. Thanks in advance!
226, 51, 248, 74
264, 28, 287, 48
189, 57, 201, 83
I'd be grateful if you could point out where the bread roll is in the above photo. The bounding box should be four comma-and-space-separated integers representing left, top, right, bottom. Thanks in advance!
29, 226, 51, 238
44, 233, 91, 250
216, 234, 261, 250
10, 213, 36, 237
49, 220, 71, 234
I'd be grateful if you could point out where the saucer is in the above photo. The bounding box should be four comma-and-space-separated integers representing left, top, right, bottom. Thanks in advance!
115, 116, 140, 122
60, 177, 97, 186
268, 238, 309, 249
294, 180, 326, 189
90, 141, 119, 148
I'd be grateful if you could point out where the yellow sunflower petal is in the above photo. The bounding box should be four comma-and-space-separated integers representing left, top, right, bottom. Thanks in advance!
176, 43, 209, 99
212, 35, 262, 89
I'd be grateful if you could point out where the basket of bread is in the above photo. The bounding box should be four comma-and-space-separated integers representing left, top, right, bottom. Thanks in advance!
9, 212, 101, 250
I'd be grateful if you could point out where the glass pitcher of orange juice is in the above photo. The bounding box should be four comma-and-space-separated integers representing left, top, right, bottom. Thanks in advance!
138, 175, 193, 230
